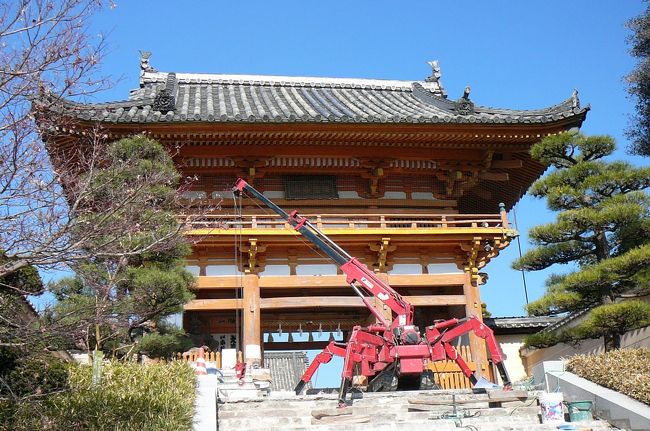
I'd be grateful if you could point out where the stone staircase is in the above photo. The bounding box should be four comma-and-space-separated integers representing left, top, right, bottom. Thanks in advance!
217, 389, 615, 431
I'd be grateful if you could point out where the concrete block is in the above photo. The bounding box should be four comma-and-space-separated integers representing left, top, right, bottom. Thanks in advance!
222, 348, 237, 368
193, 375, 218, 431
531, 360, 565, 387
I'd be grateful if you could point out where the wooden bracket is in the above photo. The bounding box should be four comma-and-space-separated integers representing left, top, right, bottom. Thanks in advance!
369, 237, 396, 272
240, 238, 267, 274
232, 157, 268, 185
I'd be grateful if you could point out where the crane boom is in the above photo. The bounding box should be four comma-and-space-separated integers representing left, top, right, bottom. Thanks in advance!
234, 178, 413, 328
233, 177, 511, 406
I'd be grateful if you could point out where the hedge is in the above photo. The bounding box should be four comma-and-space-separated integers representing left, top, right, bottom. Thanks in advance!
567, 348, 650, 405
2, 360, 196, 431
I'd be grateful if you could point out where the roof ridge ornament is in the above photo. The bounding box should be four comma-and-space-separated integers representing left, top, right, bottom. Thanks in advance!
425, 60, 442, 82
139, 50, 157, 73
152, 73, 177, 112
571, 88, 580, 109
425, 60, 447, 98
454, 86, 475, 115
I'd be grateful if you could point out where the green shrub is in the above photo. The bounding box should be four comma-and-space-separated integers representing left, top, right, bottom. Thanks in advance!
567, 348, 650, 405
0, 350, 70, 430
4, 360, 196, 431
523, 330, 561, 348
138, 329, 193, 359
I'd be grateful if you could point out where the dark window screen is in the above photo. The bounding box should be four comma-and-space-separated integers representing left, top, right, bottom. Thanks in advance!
284, 175, 338, 199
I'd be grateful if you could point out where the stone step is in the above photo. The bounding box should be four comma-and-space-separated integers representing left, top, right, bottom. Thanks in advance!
217, 389, 541, 409
218, 404, 542, 420
219, 414, 546, 430
216, 389, 612, 431
232, 420, 612, 431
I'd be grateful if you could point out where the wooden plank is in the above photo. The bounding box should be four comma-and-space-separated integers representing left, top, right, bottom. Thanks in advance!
184, 299, 243, 310
487, 390, 531, 402
311, 409, 352, 420
314, 415, 370, 424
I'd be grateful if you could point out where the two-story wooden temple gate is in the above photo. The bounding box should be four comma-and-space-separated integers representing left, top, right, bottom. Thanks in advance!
40, 54, 588, 386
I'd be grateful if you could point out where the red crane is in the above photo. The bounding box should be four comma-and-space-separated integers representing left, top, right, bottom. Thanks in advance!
234, 178, 511, 406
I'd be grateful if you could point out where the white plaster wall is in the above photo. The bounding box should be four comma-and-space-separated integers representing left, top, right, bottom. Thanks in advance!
494, 334, 529, 383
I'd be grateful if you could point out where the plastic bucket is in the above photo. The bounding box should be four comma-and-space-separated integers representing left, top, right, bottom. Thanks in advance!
567, 400, 593, 422
540, 392, 565, 423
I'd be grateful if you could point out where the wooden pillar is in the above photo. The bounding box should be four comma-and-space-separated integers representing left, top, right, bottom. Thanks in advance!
197, 257, 208, 277
463, 270, 487, 378
242, 274, 261, 365
375, 272, 394, 323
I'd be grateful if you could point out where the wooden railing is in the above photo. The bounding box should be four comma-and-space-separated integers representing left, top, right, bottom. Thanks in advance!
427, 344, 489, 389
186, 213, 507, 230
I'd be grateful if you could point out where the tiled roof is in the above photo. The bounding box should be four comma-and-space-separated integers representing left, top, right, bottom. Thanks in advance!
484, 316, 561, 333
43, 54, 589, 126
263, 351, 311, 392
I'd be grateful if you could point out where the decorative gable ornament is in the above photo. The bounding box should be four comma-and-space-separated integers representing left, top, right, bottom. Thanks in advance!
153, 88, 176, 112
454, 86, 475, 115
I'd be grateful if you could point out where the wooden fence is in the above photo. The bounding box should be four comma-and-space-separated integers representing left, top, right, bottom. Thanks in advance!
426, 344, 489, 389
175, 350, 245, 369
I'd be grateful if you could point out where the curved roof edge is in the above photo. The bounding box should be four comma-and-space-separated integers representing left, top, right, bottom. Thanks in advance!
34, 54, 590, 127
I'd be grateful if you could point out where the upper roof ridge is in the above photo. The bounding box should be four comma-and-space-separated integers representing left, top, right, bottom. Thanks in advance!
138, 51, 445, 93
142, 70, 443, 92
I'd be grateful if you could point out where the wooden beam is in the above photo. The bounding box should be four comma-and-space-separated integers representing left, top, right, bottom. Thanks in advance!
491, 159, 523, 169
264, 341, 330, 351
407, 295, 467, 306
196, 277, 242, 289
260, 295, 466, 310
194, 273, 466, 289
184, 299, 243, 310
261, 296, 362, 309
478, 172, 509, 181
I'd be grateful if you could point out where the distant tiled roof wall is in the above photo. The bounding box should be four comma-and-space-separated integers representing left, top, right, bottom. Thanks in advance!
484, 316, 562, 334
263, 351, 311, 392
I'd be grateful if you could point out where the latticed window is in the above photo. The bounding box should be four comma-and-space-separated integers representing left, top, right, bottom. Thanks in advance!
284, 175, 338, 199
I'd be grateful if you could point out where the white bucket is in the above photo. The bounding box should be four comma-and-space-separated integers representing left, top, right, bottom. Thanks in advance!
540, 392, 564, 423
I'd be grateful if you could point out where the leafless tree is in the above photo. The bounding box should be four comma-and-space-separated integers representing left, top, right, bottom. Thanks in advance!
0, 1, 219, 288
1, 0, 110, 278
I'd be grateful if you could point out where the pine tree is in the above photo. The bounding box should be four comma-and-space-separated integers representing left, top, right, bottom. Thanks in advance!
627, 1, 650, 156
513, 132, 650, 350
48, 136, 195, 357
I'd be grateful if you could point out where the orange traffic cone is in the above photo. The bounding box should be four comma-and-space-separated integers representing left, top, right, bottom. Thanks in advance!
195, 347, 207, 375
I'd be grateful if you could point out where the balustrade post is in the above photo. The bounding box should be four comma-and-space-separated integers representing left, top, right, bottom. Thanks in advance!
499, 202, 508, 228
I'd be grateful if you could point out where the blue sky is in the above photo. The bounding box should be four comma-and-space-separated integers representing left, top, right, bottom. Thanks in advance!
77, 1, 649, 385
